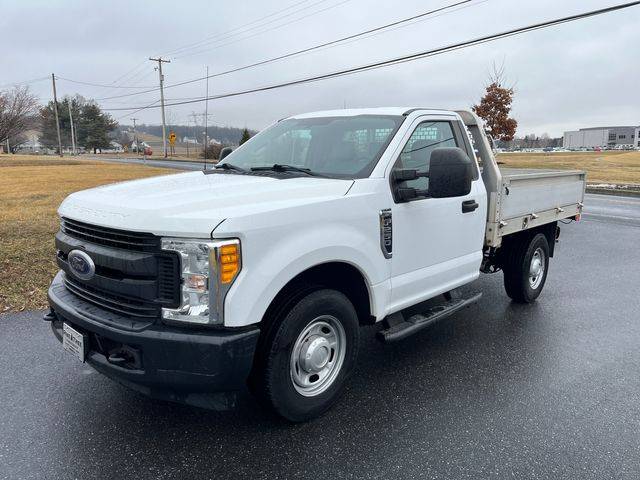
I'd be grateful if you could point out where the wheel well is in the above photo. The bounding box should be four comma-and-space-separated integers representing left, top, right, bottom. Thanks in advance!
497, 221, 558, 264
261, 262, 374, 327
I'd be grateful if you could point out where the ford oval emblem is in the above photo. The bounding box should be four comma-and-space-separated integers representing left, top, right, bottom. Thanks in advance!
67, 250, 96, 281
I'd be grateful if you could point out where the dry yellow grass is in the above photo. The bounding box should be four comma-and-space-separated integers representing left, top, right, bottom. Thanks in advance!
497, 151, 640, 185
2, 150, 638, 312
0, 155, 174, 312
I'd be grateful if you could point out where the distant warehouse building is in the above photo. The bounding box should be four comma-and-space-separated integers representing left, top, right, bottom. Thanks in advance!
563, 126, 639, 149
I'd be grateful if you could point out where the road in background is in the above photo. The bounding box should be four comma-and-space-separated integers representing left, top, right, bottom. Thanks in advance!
582, 193, 640, 226
1, 196, 639, 479
82, 154, 206, 171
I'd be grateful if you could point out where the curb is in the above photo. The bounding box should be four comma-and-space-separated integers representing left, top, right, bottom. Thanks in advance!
586, 187, 640, 198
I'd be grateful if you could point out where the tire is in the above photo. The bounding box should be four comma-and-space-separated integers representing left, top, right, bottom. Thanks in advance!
250, 289, 360, 422
502, 232, 550, 303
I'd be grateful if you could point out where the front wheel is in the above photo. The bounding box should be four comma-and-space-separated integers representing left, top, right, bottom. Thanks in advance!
503, 232, 550, 303
251, 289, 360, 422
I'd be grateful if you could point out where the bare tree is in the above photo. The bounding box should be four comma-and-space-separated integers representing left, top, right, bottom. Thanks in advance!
0, 86, 39, 147
7, 132, 29, 152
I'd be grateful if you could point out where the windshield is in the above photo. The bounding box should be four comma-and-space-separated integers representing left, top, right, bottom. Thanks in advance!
220, 115, 404, 178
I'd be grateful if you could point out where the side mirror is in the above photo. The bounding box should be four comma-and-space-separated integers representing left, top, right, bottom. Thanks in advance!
428, 147, 473, 198
219, 146, 233, 160
392, 169, 418, 182
392, 169, 429, 202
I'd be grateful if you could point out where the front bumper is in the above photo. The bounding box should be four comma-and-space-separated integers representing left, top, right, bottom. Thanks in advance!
47, 271, 260, 405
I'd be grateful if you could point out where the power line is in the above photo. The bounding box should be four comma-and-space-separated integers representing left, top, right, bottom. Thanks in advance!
102, 96, 205, 106
94, 2, 349, 102
87, 60, 152, 100
109, 61, 148, 85
94, 0, 479, 102
0, 76, 50, 89
114, 100, 160, 121
57, 76, 156, 89
172, 0, 352, 60
161, 0, 325, 57
101, 1, 640, 113
176, 0, 477, 66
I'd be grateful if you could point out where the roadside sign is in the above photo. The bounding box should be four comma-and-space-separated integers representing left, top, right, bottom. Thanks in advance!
169, 131, 177, 146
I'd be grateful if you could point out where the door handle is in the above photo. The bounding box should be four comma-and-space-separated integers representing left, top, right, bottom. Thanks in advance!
462, 200, 479, 213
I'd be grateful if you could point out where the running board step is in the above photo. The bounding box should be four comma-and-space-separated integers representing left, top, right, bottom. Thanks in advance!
377, 292, 482, 343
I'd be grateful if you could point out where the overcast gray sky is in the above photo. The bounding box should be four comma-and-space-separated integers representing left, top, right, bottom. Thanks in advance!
1, 0, 638, 136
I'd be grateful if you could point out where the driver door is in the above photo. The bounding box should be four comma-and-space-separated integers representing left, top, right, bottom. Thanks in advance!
388, 116, 486, 312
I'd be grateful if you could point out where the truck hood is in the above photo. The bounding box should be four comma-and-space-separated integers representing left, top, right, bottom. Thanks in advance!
59, 171, 354, 238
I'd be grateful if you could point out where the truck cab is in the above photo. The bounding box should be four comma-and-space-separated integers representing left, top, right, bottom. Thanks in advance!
47, 108, 585, 421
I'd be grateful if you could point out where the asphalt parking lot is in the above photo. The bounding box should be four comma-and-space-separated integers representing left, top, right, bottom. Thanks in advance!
1, 194, 639, 480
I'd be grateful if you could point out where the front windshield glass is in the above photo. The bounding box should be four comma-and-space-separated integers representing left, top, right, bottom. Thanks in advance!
221, 115, 404, 178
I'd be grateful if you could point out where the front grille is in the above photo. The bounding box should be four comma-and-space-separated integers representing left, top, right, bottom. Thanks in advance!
58, 218, 181, 320
64, 276, 160, 318
61, 217, 160, 252
157, 255, 181, 305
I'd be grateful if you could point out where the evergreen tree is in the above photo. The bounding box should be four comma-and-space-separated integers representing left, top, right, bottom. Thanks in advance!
78, 102, 117, 153
40, 96, 116, 153
40, 96, 83, 151
239, 127, 251, 145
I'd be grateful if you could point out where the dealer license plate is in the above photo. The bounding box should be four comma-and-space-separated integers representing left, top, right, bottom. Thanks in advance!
62, 323, 87, 362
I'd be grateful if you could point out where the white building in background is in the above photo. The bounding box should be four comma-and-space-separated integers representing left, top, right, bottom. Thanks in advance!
563, 126, 639, 149
13, 131, 44, 153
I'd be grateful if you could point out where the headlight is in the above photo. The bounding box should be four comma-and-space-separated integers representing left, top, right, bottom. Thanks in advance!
160, 238, 241, 325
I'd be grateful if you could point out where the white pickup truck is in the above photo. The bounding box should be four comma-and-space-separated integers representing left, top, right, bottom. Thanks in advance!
46, 108, 585, 421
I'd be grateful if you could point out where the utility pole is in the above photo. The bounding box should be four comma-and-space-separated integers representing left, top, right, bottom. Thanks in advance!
189, 112, 199, 159
149, 57, 171, 158
6, 138, 9, 154
68, 100, 76, 155
204, 65, 209, 169
131, 118, 139, 155
51, 73, 63, 157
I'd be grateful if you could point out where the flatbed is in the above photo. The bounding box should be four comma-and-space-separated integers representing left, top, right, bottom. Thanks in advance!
456, 111, 586, 247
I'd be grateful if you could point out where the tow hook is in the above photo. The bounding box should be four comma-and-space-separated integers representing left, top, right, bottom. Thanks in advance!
43, 310, 56, 322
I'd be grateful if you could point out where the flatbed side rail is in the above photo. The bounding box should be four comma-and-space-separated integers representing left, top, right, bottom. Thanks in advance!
485, 170, 586, 246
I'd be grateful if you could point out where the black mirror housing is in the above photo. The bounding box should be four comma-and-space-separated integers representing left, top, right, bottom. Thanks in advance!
392, 169, 419, 182
428, 148, 473, 198
219, 146, 233, 160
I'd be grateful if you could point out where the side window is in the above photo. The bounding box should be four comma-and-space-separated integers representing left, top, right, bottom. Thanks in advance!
395, 121, 458, 191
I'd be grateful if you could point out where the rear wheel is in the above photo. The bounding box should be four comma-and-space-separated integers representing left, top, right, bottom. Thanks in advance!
251, 288, 360, 422
503, 232, 550, 303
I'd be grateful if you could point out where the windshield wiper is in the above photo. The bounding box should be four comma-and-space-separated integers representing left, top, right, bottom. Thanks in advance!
214, 162, 246, 172
250, 164, 317, 176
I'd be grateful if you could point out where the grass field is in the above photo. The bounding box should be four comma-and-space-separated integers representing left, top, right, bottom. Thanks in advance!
1, 150, 639, 313
497, 150, 640, 185
0, 155, 173, 313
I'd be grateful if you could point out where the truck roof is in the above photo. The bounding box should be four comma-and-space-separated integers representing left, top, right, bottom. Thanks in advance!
289, 107, 457, 119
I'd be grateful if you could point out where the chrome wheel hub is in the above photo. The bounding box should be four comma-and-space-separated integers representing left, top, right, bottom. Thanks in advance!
529, 247, 545, 289
290, 315, 346, 397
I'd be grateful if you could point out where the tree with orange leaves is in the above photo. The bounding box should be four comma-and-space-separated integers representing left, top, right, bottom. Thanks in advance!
472, 64, 517, 142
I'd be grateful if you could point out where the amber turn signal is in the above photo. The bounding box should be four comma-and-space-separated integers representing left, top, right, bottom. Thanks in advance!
219, 243, 240, 284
